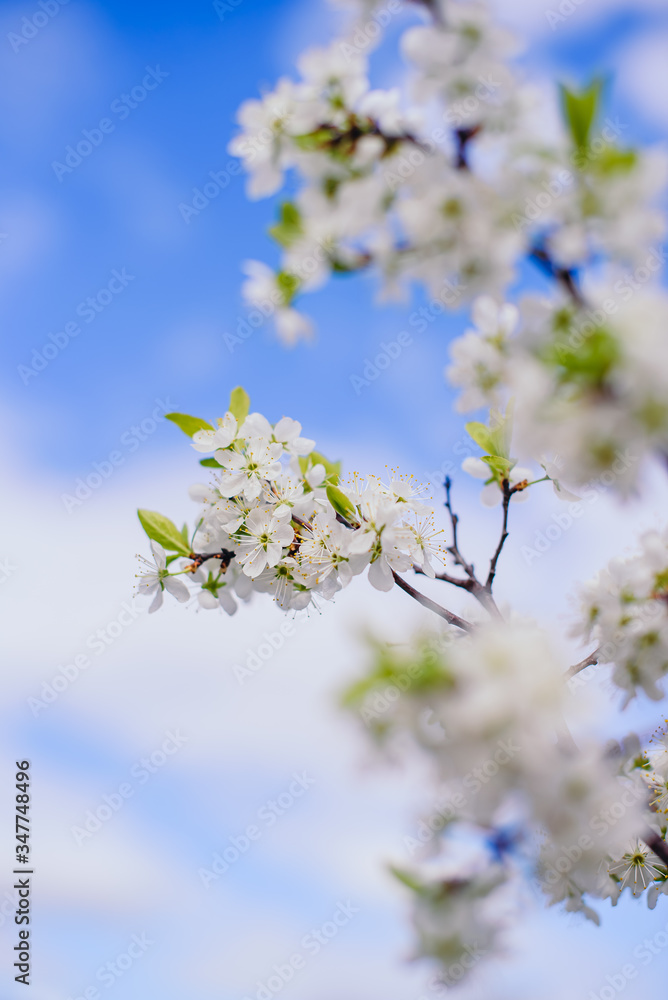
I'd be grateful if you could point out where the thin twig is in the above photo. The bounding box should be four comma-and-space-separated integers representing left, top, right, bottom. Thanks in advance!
643, 829, 668, 869
529, 247, 586, 308
566, 648, 600, 678
392, 571, 474, 632
444, 476, 476, 581
414, 565, 475, 592
486, 479, 512, 589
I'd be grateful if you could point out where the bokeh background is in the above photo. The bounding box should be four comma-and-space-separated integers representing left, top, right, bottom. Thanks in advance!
1, 0, 668, 996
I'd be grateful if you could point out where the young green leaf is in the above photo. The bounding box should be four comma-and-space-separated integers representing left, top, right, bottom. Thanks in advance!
389, 865, 425, 895
165, 413, 213, 437
268, 201, 303, 247
276, 270, 300, 306
200, 457, 223, 468
560, 79, 603, 152
228, 386, 250, 423
312, 451, 341, 483
465, 421, 497, 456
326, 485, 359, 526
137, 509, 191, 556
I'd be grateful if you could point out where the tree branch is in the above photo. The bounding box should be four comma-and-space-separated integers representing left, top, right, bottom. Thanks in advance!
529, 247, 586, 307
392, 571, 474, 632
444, 476, 476, 581
486, 479, 512, 589
643, 829, 668, 869
567, 647, 600, 678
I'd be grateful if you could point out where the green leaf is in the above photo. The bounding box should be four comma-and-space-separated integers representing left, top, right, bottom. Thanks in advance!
200, 457, 222, 468
560, 79, 603, 151
590, 146, 637, 175
465, 421, 496, 456
326, 485, 359, 526
165, 412, 213, 438
292, 128, 336, 153
276, 270, 300, 306
228, 386, 250, 423
299, 451, 341, 486
137, 509, 191, 556
481, 455, 514, 478
390, 865, 425, 894
269, 201, 303, 248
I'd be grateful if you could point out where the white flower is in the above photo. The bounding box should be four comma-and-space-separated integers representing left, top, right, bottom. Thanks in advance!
136, 541, 190, 613
241, 260, 280, 312
235, 509, 294, 577
217, 437, 283, 501
228, 78, 304, 199
461, 458, 533, 507
191, 413, 237, 453
242, 413, 315, 456
298, 513, 356, 592
197, 582, 238, 615
608, 842, 666, 899
471, 295, 518, 340
446, 297, 516, 413
402, 518, 446, 578
275, 307, 314, 346
297, 41, 368, 108
262, 473, 307, 519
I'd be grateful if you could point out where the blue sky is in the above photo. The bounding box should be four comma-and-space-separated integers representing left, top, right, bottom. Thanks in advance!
2, 1, 668, 998
2, 0, 667, 479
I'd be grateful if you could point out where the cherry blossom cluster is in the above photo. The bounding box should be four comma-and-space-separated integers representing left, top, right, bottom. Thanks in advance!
136, 0, 668, 988
345, 620, 668, 978
572, 528, 668, 703
229, 0, 665, 348
447, 285, 668, 492
136, 390, 446, 615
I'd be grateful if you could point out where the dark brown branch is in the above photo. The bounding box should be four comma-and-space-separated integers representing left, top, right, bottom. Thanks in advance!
643, 829, 668, 869
529, 247, 586, 307
444, 476, 477, 581
486, 479, 512, 589
414, 565, 475, 592
187, 549, 234, 572
567, 647, 600, 678
392, 571, 474, 632
455, 126, 481, 170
